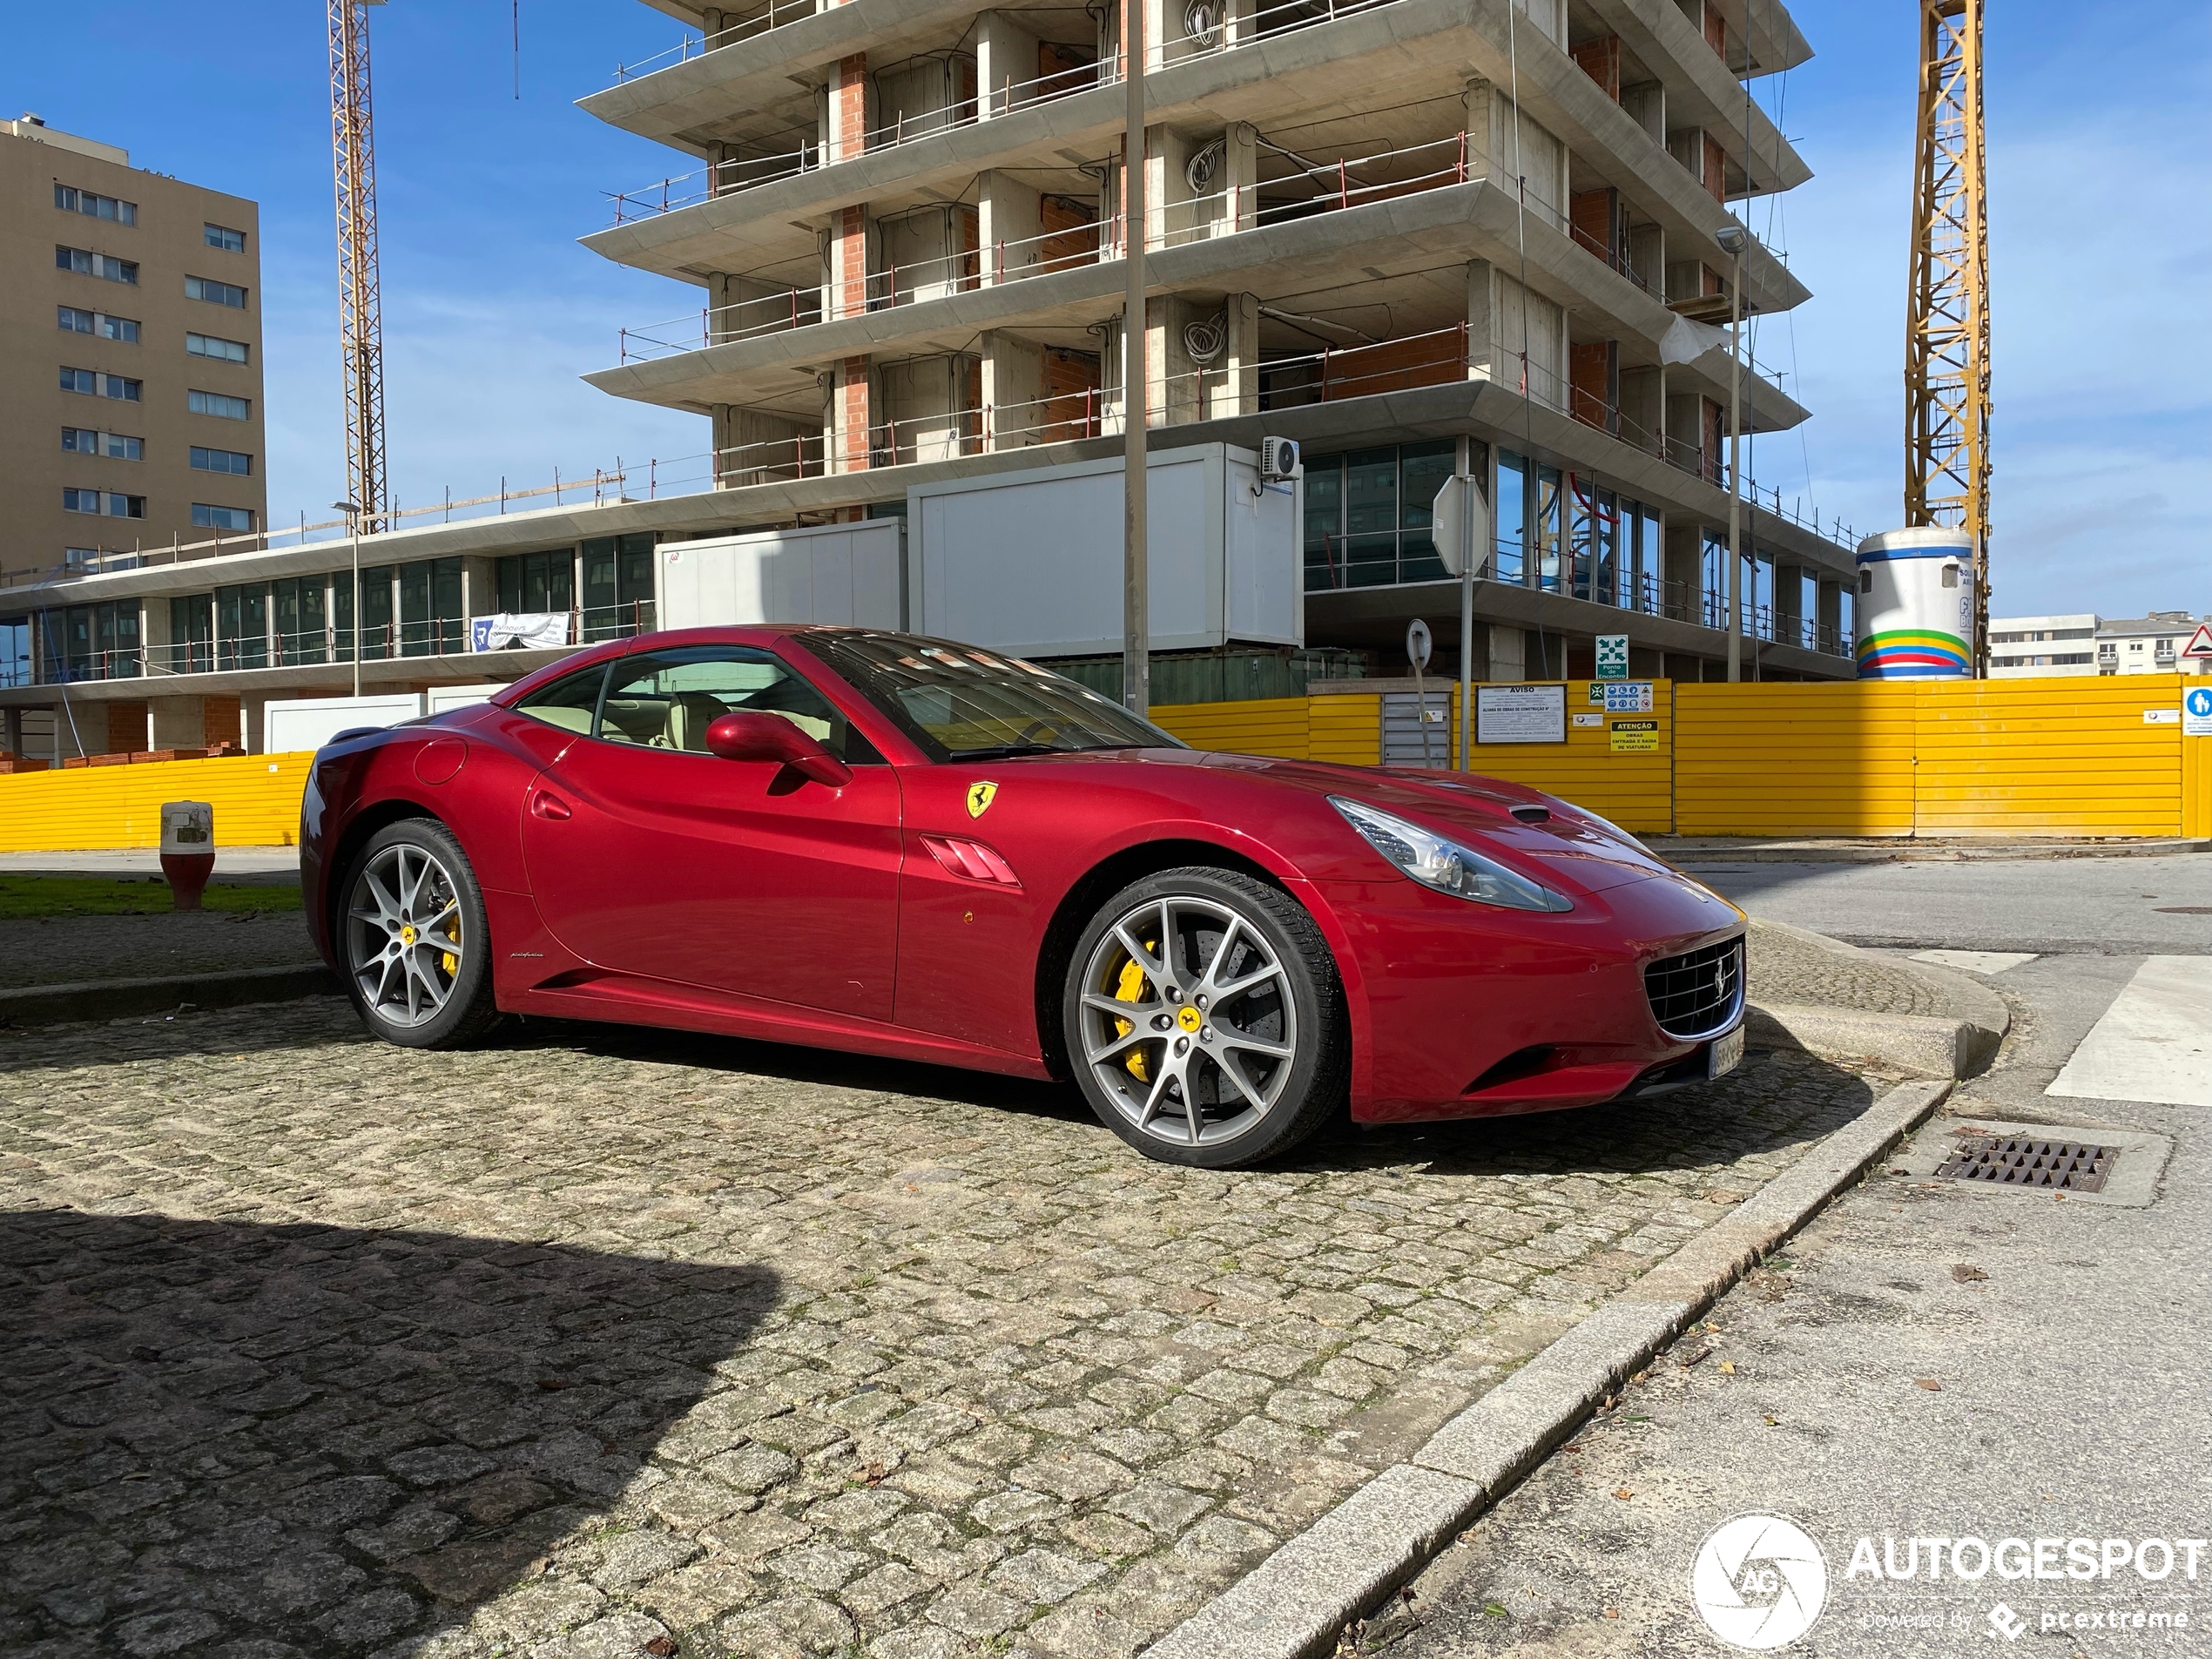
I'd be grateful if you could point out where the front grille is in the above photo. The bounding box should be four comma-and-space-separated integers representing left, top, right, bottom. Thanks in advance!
1644, 937, 1744, 1042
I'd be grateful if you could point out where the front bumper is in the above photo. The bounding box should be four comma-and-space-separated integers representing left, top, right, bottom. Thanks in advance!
1318, 868, 1746, 1123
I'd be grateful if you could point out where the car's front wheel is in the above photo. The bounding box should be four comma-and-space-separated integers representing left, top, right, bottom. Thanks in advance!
341, 818, 500, 1049
1063, 867, 1348, 1168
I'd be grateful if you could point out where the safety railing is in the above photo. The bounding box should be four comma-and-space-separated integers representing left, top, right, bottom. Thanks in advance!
616, 132, 1474, 358
599, 0, 1418, 222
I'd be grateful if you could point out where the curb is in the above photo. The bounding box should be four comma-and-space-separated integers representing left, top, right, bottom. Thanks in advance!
1748, 1002, 1995, 1079
0, 963, 340, 1028
1142, 1076, 1953, 1659
1656, 839, 2209, 864
1745, 920, 2009, 1080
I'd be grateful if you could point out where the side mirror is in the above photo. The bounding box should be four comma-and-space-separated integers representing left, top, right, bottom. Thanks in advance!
703, 711, 853, 788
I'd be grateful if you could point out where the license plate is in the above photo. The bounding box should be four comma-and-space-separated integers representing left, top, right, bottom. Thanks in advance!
1707, 1023, 1745, 1080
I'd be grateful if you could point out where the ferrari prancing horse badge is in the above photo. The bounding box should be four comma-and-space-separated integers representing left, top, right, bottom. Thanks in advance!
966, 780, 998, 818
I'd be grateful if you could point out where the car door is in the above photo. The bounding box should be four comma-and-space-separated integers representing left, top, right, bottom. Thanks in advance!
519, 642, 902, 1021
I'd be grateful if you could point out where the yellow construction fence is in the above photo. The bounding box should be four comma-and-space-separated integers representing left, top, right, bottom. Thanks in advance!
0, 676, 2205, 850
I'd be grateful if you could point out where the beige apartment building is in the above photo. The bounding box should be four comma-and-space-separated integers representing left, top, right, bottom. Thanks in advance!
1, 116, 267, 593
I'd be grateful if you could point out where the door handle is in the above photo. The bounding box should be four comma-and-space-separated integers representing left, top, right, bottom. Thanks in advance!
530, 790, 572, 821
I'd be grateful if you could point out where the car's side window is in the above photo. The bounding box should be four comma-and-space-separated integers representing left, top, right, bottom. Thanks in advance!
514, 664, 608, 735
597, 646, 880, 761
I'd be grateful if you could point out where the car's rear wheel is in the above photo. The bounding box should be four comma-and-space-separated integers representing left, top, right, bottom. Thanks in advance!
341, 819, 500, 1049
1063, 867, 1348, 1168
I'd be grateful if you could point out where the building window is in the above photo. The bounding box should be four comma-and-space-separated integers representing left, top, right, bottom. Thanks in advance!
185, 332, 251, 364
64, 488, 145, 518
57, 246, 137, 284
56, 185, 138, 225
205, 222, 246, 252
38, 600, 142, 684
216, 583, 269, 671
62, 428, 143, 460
192, 503, 257, 532
581, 534, 657, 640
273, 576, 327, 665
61, 368, 142, 401
60, 306, 140, 342
1, 617, 30, 690
188, 389, 251, 420
399, 557, 467, 655
168, 594, 214, 675
1300, 442, 1465, 592
185, 275, 248, 309
496, 549, 576, 616
190, 446, 253, 475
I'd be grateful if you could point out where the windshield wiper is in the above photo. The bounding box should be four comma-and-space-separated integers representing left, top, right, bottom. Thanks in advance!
944, 742, 1069, 760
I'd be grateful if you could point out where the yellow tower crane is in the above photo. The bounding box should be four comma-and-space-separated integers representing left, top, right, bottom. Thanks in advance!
329, 0, 388, 530
1905, 0, 1992, 672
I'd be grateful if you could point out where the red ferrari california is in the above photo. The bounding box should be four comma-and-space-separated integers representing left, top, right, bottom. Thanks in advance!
303, 626, 1745, 1167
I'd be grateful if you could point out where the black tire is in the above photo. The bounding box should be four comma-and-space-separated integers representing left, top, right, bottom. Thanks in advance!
339, 818, 502, 1049
1062, 867, 1348, 1168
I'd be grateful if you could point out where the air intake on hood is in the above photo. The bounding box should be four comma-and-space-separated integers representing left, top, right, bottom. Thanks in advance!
1509, 804, 1552, 824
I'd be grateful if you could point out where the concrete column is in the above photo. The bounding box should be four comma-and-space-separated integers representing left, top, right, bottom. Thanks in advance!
1197, 292, 1259, 421
1466, 259, 1497, 381
1226, 123, 1258, 233
1461, 79, 1501, 179
1663, 520, 1703, 624
981, 331, 1044, 447
975, 11, 1042, 118
827, 53, 869, 160
1487, 624, 1526, 682
978, 170, 1042, 284
3, 706, 24, 759
459, 556, 499, 632
149, 697, 206, 752
827, 204, 870, 320
1817, 576, 1843, 651
245, 698, 266, 757
826, 357, 874, 473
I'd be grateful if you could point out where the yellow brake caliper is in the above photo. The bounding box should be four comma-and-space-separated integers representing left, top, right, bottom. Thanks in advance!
1113, 947, 1153, 1082
442, 914, 460, 978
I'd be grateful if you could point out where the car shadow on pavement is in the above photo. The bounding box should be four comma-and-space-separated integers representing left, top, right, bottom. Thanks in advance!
0, 1208, 778, 1657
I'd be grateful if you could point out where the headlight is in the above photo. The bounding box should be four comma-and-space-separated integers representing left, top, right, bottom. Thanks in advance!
1331, 797, 1573, 913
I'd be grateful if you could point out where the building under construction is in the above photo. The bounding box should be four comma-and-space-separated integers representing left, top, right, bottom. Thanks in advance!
1, 0, 1864, 759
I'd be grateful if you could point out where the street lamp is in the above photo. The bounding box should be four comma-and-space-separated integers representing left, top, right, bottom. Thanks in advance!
1120, 0, 1149, 716
333, 500, 362, 696
1715, 222, 1749, 683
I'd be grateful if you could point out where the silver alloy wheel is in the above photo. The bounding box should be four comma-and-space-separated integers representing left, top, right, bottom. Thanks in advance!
1076, 894, 1300, 1148
346, 842, 466, 1028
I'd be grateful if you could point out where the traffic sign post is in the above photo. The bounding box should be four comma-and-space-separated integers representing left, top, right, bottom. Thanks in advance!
2182, 623, 2212, 662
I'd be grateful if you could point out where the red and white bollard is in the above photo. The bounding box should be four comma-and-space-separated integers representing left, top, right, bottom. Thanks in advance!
159, 800, 215, 912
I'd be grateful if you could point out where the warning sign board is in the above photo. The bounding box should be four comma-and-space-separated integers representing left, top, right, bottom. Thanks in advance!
1595, 634, 1630, 679
1609, 719, 1660, 752
2185, 685, 2212, 737
2182, 623, 2212, 659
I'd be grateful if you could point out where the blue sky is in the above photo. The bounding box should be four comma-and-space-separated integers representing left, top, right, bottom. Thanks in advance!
11, 1, 2207, 618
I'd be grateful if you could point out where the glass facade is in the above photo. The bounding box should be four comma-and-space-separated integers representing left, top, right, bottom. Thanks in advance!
273, 577, 327, 666
581, 533, 656, 640
1302, 442, 1460, 590
399, 557, 465, 656
496, 549, 575, 616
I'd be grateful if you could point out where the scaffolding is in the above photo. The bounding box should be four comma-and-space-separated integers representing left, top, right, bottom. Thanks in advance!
1905, 0, 1991, 670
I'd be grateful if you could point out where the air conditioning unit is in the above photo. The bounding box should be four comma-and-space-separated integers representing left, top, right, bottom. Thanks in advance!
1258, 435, 1300, 481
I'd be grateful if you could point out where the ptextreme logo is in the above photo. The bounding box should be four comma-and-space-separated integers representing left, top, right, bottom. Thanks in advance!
1691, 1514, 1831, 1649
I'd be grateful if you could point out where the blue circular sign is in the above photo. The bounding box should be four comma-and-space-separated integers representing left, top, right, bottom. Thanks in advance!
2188, 687, 2212, 718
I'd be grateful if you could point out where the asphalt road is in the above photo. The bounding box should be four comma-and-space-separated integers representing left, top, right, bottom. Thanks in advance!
1387, 871, 2212, 1658
1686, 852, 2212, 955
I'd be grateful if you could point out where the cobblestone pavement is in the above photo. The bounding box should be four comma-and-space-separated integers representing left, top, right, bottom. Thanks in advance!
1745, 920, 1944, 1018
0, 1000, 1893, 1659
0, 910, 315, 991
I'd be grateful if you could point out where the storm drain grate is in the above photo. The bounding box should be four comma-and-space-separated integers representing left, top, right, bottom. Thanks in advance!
1935, 1136, 2115, 1192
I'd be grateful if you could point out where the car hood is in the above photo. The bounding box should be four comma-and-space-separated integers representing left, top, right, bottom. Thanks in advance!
1196, 752, 1686, 897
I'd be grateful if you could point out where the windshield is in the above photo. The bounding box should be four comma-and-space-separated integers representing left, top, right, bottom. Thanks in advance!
799, 631, 1183, 761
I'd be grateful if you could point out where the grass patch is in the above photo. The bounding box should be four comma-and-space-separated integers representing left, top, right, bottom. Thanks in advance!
0, 874, 302, 921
